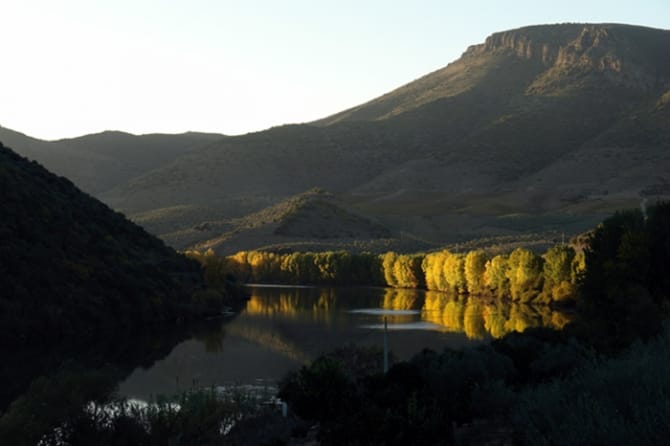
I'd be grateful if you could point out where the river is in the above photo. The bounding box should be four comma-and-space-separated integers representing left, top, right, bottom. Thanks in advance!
0, 285, 570, 444
118, 285, 571, 400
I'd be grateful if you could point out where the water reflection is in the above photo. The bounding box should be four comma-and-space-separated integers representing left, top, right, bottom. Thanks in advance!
0, 324, 212, 446
123, 287, 572, 399
241, 286, 572, 341
1, 286, 574, 444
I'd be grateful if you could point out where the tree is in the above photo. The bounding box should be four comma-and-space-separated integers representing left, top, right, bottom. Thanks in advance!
464, 250, 488, 295
381, 251, 399, 287
506, 248, 544, 303
485, 255, 510, 298
443, 252, 467, 294
542, 245, 577, 303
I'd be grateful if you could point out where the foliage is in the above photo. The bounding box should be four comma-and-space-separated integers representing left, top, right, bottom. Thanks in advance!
541, 245, 578, 303
187, 203, 670, 321
217, 245, 581, 305
513, 323, 670, 445
278, 328, 595, 445
576, 203, 670, 349
0, 144, 206, 345
279, 323, 670, 445
464, 250, 488, 294
484, 254, 511, 298
506, 248, 544, 303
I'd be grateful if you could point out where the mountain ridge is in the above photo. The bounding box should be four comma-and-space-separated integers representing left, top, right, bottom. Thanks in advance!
317, 23, 670, 126
0, 125, 226, 195
3, 23, 669, 253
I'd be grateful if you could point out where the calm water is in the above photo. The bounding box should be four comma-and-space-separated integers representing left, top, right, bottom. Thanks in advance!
118, 286, 571, 401
0, 286, 571, 443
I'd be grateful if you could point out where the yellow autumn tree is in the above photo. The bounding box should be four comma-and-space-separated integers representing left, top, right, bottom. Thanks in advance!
464, 250, 488, 295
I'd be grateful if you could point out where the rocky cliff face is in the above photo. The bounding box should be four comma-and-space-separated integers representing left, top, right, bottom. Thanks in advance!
464, 24, 670, 92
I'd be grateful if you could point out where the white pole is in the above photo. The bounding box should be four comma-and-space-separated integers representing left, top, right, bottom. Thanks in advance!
383, 316, 389, 373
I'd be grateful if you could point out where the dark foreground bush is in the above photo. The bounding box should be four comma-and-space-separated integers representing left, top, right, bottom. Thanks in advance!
278, 325, 670, 445
513, 323, 670, 445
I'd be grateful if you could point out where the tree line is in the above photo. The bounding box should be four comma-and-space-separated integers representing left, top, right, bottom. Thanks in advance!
185, 244, 585, 305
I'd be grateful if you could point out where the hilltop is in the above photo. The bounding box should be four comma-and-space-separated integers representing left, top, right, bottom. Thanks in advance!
152, 189, 395, 255
4, 23, 670, 252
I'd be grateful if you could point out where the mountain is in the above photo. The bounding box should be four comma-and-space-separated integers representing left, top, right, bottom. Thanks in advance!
3, 23, 670, 253
188, 189, 395, 255
0, 142, 205, 344
0, 126, 225, 195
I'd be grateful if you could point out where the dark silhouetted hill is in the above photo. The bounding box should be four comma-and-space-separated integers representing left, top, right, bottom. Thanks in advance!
0, 142, 205, 344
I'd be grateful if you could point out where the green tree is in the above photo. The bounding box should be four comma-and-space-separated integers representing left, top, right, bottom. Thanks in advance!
542, 245, 577, 303
506, 248, 544, 303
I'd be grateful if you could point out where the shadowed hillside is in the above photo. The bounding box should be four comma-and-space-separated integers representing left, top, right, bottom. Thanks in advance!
0, 126, 225, 195
4, 23, 670, 253
0, 142, 205, 344
162, 189, 395, 254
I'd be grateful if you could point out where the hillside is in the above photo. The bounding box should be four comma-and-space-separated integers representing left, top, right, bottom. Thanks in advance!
163, 189, 396, 254
0, 142, 205, 344
0, 126, 225, 195
317, 24, 670, 125
4, 23, 670, 253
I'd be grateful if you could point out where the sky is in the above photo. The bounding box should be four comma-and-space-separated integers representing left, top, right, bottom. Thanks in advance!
1, 0, 668, 140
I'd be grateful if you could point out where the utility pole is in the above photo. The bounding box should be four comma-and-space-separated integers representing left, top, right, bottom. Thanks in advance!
383, 316, 389, 373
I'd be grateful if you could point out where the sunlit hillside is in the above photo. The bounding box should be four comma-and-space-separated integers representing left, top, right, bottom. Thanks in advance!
3, 23, 670, 253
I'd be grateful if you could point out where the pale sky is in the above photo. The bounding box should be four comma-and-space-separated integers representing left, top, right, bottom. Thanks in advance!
1, 0, 668, 140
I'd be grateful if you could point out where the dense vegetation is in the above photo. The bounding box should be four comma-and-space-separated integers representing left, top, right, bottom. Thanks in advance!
272, 203, 670, 445
575, 203, 670, 349
279, 322, 670, 445
0, 143, 224, 344
4, 120, 670, 443
191, 243, 584, 305
3, 165, 667, 445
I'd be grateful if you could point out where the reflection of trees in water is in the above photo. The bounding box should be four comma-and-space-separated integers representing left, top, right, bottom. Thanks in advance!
381, 288, 423, 311
464, 299, 486, 340
244, 288, 343, 326
224, 323, 310, 364
482, 302, 509, 339
421, 292, 573, 339
242, 286, 573, 341
423, 292, 466, 333
0, 325, 210, 445
245, 293, 302, 318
